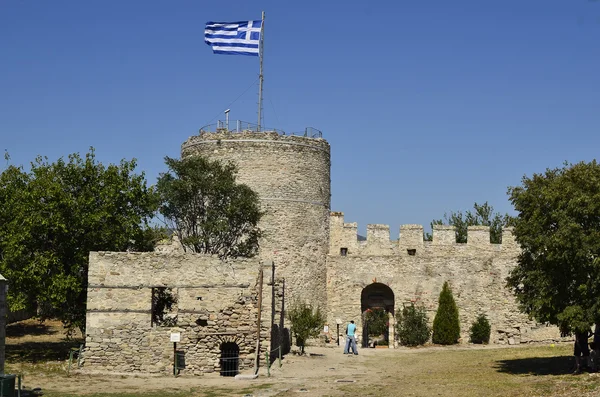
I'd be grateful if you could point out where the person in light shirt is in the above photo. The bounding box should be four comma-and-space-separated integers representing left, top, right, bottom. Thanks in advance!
343, 320, 358, 355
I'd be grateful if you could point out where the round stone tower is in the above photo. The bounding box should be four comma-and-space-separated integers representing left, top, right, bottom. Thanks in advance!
181, 129, 331, 310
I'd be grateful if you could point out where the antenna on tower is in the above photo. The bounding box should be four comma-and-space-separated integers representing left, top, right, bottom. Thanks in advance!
224, 109, 230, 131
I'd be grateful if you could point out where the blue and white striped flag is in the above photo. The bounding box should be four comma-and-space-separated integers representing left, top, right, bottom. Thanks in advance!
204, 20, 263, 56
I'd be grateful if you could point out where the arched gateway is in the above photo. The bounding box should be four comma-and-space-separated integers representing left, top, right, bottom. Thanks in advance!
360, 283, 395, 348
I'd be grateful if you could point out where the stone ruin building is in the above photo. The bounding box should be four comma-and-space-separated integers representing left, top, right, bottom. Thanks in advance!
83, 126, 562, 375
85, 248, 286, 375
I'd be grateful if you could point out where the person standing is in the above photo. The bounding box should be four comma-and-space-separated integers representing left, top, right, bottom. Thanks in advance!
344, 320, 358, 355
573, 329, 592, 374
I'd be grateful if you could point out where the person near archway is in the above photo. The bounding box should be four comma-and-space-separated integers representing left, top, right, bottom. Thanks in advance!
343, 320, 358, 355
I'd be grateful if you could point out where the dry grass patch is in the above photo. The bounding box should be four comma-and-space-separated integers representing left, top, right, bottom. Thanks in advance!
333, 344, 599, 397
5, 319, 82, 377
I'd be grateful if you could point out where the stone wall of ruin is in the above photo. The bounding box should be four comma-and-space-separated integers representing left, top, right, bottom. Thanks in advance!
326, 213, 563, 345
84, 250, 278, 375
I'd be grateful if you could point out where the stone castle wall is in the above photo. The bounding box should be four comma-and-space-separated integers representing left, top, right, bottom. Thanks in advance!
181, 131, 331, 311
326, 213, 562, 345
84, 250, 279, 375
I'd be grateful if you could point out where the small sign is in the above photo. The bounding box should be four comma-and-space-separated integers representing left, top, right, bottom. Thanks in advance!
170, 332, 181, 342
323, 325, 329, 333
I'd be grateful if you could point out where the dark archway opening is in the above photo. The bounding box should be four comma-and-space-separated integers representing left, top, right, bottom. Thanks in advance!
219, 342, 239, 377
360, 282, 395, 348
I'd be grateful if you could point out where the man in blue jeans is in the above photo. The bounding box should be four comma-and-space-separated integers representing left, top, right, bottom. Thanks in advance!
344, 320, 358, 355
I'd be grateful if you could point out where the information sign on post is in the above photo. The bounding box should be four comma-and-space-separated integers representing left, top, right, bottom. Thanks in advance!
170, 332, 181, 343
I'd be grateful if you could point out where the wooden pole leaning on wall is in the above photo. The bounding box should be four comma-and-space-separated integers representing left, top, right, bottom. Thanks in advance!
253, 266, 264, 375
0, 274, 7, 375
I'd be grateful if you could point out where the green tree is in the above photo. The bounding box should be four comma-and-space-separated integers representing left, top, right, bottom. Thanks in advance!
151, 287, 178, 327
364, 308, 388, 337
425, 201, 514, 243
286, 302, 325, 355
469, 314, 491, 344
395, 304, 431, 347
0, 148, 160, 332
432, 281, 461, 345
156, 156, 263, 259
507, 161, 600, 335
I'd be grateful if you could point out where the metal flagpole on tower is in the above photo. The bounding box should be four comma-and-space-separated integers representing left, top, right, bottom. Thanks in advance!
257, 11, 265, 131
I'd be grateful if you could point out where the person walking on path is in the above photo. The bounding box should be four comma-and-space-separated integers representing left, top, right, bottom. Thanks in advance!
344, 320, 358, 355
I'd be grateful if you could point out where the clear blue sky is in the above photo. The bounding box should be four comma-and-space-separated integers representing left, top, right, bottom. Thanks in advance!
2, 0, 599, 236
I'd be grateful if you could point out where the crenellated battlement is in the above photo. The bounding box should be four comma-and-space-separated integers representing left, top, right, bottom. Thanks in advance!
329, 212, 517, 257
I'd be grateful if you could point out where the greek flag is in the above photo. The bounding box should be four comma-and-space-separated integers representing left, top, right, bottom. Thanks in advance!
204, 20, 262, 56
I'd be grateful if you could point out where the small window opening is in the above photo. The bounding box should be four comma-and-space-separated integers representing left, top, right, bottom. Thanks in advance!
196, 318, 208, 326
340, 247, 348, 256
151, 287, 177, 327
407, 249, 416, 256
220, 342, 240, 377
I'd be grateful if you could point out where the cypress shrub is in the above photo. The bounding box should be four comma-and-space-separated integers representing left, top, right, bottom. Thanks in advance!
432, 281, 460, 345
470, 314, 491, 344
395, 304, 431, 346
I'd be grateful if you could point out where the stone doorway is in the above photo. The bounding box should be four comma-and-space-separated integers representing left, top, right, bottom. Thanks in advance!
219, 342, 239, 377
360, 282, 395, 348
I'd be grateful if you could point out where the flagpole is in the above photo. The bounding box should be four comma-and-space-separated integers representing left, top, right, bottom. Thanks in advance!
257, 11, 265, 131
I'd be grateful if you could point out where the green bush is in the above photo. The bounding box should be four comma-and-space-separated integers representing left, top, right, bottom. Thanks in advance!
432, 281, 461, 345
395, 304, 431, 346
364, 308, 388, 336
287, 302, 325, 355
469, 314, 491, 344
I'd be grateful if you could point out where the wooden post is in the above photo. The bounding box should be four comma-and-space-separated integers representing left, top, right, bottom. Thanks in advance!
0, 274, 7, 374
254, 267, 264, 374
173, 342, 177, 376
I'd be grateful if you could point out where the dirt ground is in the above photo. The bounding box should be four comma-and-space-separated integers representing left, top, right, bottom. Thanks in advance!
20, 344, 412, 396
24, 344, 600, 397
6, 320, 600, 397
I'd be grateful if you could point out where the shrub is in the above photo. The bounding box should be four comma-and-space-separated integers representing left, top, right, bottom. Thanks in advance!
151, 287, 177, 327
432, 281, 460, 345
287, 302, 325, 355
395, 304, 431, 346
470, 314, 491, 344
364, 308, 388, 336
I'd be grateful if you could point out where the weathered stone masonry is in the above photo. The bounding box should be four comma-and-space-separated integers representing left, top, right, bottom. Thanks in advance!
326, 213, 561, 345
182, 132, 331, 312
84, 129, 564, 375
84, 249, 282, 375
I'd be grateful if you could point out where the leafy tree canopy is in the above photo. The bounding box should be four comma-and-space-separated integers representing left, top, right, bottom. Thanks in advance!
425, 201, 514, 243
0, 148, 161, 332
507, 161, 600, 335
156, 156, 263, 259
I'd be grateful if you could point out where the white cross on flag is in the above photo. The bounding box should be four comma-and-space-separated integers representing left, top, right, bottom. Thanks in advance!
204, 20, 262, 56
